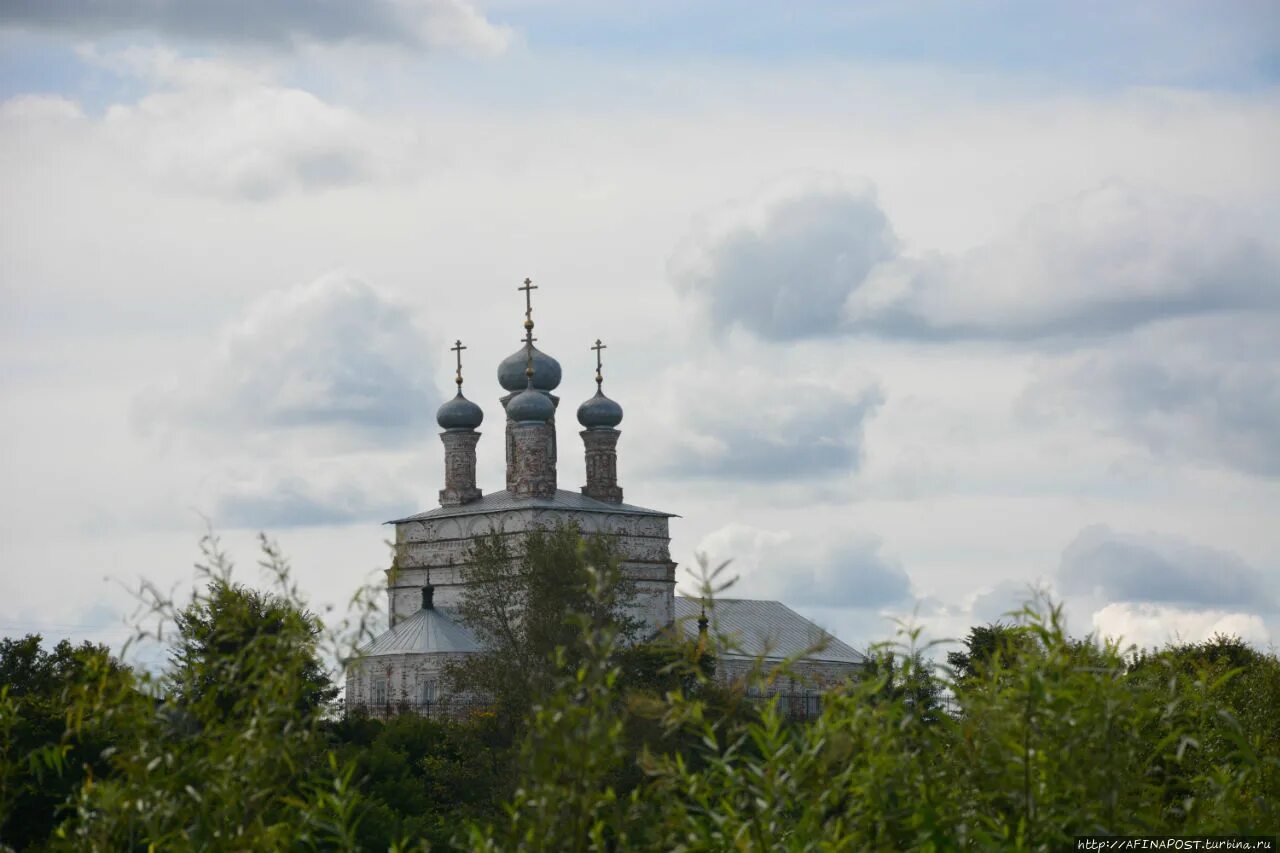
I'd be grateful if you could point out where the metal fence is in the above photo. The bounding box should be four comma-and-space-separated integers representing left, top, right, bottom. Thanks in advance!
349, 693, 829, 723
741, 692, 824, 721
345, 699, 496, 722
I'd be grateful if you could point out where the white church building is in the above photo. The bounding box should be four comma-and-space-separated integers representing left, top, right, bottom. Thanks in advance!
345, 280, 865, 717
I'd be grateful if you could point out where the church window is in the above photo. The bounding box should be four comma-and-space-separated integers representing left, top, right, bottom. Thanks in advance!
372, 676, 389, 705
420, 678, 439, 704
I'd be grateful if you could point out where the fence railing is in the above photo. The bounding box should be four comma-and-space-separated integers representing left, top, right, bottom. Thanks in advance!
348, 692, 828, 722
345, 699, 495, 721
741, 692, 824, 721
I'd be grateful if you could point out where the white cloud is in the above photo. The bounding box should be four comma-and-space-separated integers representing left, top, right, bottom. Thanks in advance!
639, 342, 884, 482
1, 0, 512, 54
670, 176, 897, 341
1091, 602, 1271, 651
969, 579, 1055, 625
211, 458, 419, 529
0, 94, 84, 122
136, 271, 439, 448
1057, 524, 1275, 610
85, 49, 418, 201
3, 34, 1279, 661
1025, 314, 1280, 478
694, 522, 911, 608
672, 179, 1278, 343
849, 183, 1279, 339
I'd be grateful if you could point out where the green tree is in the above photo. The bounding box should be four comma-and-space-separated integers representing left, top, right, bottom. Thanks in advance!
447, 523, 644, 718
56, 533, 364, 851
0, 636, 131, 851
864, 647, 946, 724
169, 571, 337, 717
471, 590, 1280, 849
327, 712, 510, 852
946, 620, 1039, 681
1126, 633, 1280, 826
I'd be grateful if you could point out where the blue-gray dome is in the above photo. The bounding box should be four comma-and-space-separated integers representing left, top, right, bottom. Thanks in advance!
498, 345, 562, 392
436, 391, 483, 431
505, 386, 555, 423
577, 389, 623, 429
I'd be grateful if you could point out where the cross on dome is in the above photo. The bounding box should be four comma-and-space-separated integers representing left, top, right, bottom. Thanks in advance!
436, 338, 484, 431
451, 339, 467, 388
497, 277, 562, 393
591, 338, 607, 389
519, 277, 537, 332
577, 337, 623, 430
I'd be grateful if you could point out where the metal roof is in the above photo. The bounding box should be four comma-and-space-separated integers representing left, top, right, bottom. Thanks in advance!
359, 607, 482, 657
674, 597, 866, 665
387, 488, 677, 525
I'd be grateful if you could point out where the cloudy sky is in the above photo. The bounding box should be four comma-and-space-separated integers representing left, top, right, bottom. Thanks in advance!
2, 0, 1278, 659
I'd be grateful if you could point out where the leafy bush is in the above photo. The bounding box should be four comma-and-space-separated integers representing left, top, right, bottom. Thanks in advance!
466, 579, 1280, 850
8, 533, 372, 852
3, 536, 1278, 851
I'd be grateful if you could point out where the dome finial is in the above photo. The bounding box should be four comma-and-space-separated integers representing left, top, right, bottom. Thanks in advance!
591, 338, 606, 390
577, 339, 623, 430
498, 277, 561, 393
450, 339, 467, 389
436, 339, 484, 431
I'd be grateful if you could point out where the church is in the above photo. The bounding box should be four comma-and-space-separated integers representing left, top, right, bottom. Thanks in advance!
345, 280, 866, 716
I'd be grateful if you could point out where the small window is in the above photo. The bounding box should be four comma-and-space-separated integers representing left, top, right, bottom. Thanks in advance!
421, 678, 439, 704
372, 676, 389, 705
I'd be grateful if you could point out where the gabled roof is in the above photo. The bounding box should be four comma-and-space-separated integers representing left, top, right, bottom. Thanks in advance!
359, 607, 481, 657
386, 488, 677, 525
674, 597, 866, 665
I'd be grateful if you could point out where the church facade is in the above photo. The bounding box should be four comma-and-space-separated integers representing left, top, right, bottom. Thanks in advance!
345, 281, 865, 716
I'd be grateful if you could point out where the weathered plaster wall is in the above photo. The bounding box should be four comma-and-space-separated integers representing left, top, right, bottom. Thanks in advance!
386, 508, 676, 636
345, 650, 477, 712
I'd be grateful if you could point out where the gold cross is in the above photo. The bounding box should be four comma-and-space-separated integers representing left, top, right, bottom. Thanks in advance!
591, 338, 606, 388
517, 278, 540, 381
518, 277, 537, 325
450, 339, 466, 387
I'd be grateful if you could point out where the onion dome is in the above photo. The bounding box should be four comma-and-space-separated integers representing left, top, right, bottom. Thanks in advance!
578, 338, 623, 429
498, 345, 561, 393
438, 339, 484, 430
506, 384, 555, 423
436, 391, 483, 431
577, 389, 622, 429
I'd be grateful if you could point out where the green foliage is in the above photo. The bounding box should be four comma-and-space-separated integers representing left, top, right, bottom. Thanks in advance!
466, 565, 635, 852
4, 533, 1279, 851
0, 636, 130, 851
864, 647, 947, 724
447, 523, 644, 719
946, 621, 1040, 681
1125, 633, 1280, 828
169, 568, 338, 717
327, 712, 511, 852
45, 533, 367, 851
464, 576, 1280, 850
